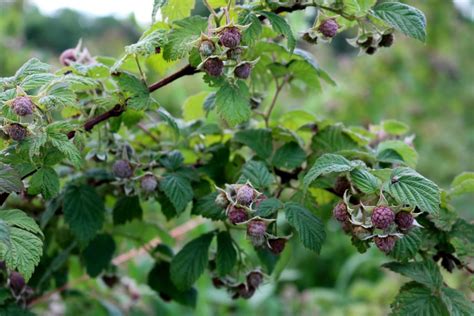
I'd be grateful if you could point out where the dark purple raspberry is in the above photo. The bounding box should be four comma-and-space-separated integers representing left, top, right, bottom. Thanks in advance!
318, 19, 339, 38
212, 277, 225, 289
6, 123, 27, 141
365, 46, 377, 55
9, 271, 25, 295
236, 185, 255, 205
101, 275, 119, 288
333, 202, 349, 222
268, 238, 286, 255
371, 206, 395, 229
219, 27, 242, 48
12, 96, 34, 116
226, 47, 243, 60
395, 211, 414, 230
247, 220, 267, 246
253, 194, 267, 209
246, 271, 263, 289
228, 206, 248, 224
234, 283, 255, 299
334, 176, 351, 196
199, 40, 215, 57
234, 63, 252, 79
141, 174, 158, 192
203, 57, 224, 77
59, 48, 77, 66
112, 159, 133, 178
358, 36, 374, 49
374, 235, 397, 253
379, 33, 394, 47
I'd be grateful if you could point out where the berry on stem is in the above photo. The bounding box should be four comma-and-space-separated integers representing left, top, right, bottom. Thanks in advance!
333, 201, 349, 222
247, 220, 267, 246
5, 123, 27, 141
228, 206, 248, 224
395, 211, 414, 230
199, 40, 215, 57
318, 19, 339, 38
246, 270, 263, 289
12, 96, 34, 116
112, 160, 133, 179
268, 238, 286, 255
141, 174, 158, 192
9, 272, 25, 295
379, 33, 394, 47
234, 63, 252, 79
371, 206, 395, 229
203, 57, 224, 77
236, 184, 255, 205
374, 235, 397, 253
219, 27, 242, 48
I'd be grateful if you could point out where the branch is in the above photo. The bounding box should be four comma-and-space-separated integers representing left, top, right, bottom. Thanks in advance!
148, 64, 198, 93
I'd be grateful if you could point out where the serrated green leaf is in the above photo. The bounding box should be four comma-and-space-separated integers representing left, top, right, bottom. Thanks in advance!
20, 73, 55, 91
255, 198, 283, 218
160, 174, 193, 214
272, 142, 306, 170
240, 160, 274, 189
151, 0, 168, 23
383, 260, 443, 289
63, 184, 105, 243
125, 29, 167, 56
14, 58, 50, 82
450, 172, 474, 197
386, 167, 440, 214
440, 286, 474, 316
350, 167, 381, 194
304, 154, 363, 189
239, 11, 262, 45
284, 202, 326, 253
311, 125, 359, 155
158, 108, 180, 139
390, 282, 448, 316
28, 167, 60, 199
216, 231, 237, 277
377, 140, 418, 168
170, 232, 214, 290
389, 228, 422, 261
258, 11, 296, 52
0, 163, 23, 194
182, 91, 208, 121
48, 132, 82, 168
215, 80, 251, 126
372, 2, 427, 42
113, 195, 143, 225
191, 192, 225, 220
163, 16, 207, 61
114, 72, 153, 110
382, 120, 410, 135
161, 0, 195, 22
234, 129, 273, 159
82, 234, 116, 277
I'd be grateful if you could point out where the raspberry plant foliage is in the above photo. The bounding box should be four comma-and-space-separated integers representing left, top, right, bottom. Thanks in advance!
0, 0, 473, 314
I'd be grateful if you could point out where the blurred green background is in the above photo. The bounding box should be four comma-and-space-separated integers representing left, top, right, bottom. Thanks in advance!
1, 1, 472, 315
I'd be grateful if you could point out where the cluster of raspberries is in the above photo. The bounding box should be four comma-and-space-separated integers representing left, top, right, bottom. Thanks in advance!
215, 183, 288, 255
333, 202, 415, 253
356, 33, 395, 55
111, 159, 159, 193
197, 24, 255, 80
212, 270, 264, 299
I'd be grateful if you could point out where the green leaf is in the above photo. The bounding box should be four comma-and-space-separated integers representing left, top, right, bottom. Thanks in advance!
114, 72, 153, 110
350, 167, 381, 194
82, 234, 116, 277
383, 260, 443, 290
160, 174, 193, 214
170, 232, 214, 290
389, 228, 422, 261
125, 29, 167, 56
440, 286, 474, 316
158, 108, 180, 139
258, 11, 296, 52
113, 195, 143, 225
161, 0, 195, 22
255, 198, 283, 218
304, 154, 363, 189
450, 172, 474, 197
163, 16, 207, 61
272, 142, 306, 170
311, 125, 359, 155
13, 58, 50, 82
148, 261, 197, 307
284, 202, 326, 253
215, 80, 251, 126
191, 192, 226, 220
390, 282, 448, 316
48, 132, 82, 168
216, 231, 237, 277
0, 163, 23, 194
0, 209, 43, 280
238, 11, 262, 45
240, 160, 274, 189
343, 0, 376, 17
63, 184, 105, 243
382, 120, 410, 136
372, 2, 427, 42
386, 167, 440, 214
28, 167, 60, 199
377, 140, 418, 168
182, 91, 208, 121
20, 73, 55, 91
234, 129, 273, 159
151, 0, 168, 23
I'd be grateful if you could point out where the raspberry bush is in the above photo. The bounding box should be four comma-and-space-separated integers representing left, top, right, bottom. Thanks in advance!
0, 0, 472, 314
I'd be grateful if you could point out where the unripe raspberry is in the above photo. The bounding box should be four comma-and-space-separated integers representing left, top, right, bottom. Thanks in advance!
59, 48, 77, 66
374, 235, 397, 253
141, 174, 158, 192
226, 47, 243, 60
5, 123, 27, 141
228, 206, 248, 224
246, 270, 263, 289
247, 220, 267, 246
352, 225, 371, 240
253, 194, 267, 209
199, 40, 215, 57
236, 184, 255, 205
379, 33, 394, 47
268, 238, 286, 255
371, 206, 395, 229
234, 63, 252, 79
112, 159, 133, 178
219, 27, 242, 48
395, 211, 414, 230
318, 19, 338, 38
9, 271, 25, 294
12, 96, 34, 116
203, 57, 224, 77
215, 192, 229, 208
333, 202, 349, 222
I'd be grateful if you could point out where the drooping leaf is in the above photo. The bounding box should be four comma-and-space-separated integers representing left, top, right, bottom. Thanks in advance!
255, 198, 283, 218
0, 163, 23, 194
114, 72, 154, 110
170, 232, 214, 290
258, 11, 296, 52
390, 282, 448, 316
163, 16, 207, 61
350, 167, 381, 194
449, 172, 474, 197
304, 154, 363, 189
215, 80, 251, 126
440, 286, 474, 316
28, 167, 60, 200
234, 129, 273, 159
191, 192, 226, 220
389, 228, 422, 261
272, 142, 306, 170
216, 231, 237, 276
113, 195, 143, 225
82, 234, 116, 277
161, 0, 195, 22
240, 160, 274, 189
383, 260, 443, 290
160, 173, 193, 214
377, 140, 418, 168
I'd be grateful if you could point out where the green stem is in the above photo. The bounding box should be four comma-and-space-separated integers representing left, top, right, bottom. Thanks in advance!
264, 76, 288, 128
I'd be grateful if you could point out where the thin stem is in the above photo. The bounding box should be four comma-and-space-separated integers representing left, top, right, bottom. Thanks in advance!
134, 54, 147, 84
264, 76, 288, 128
203, 0, 218, 18
148, 64, 198, 93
